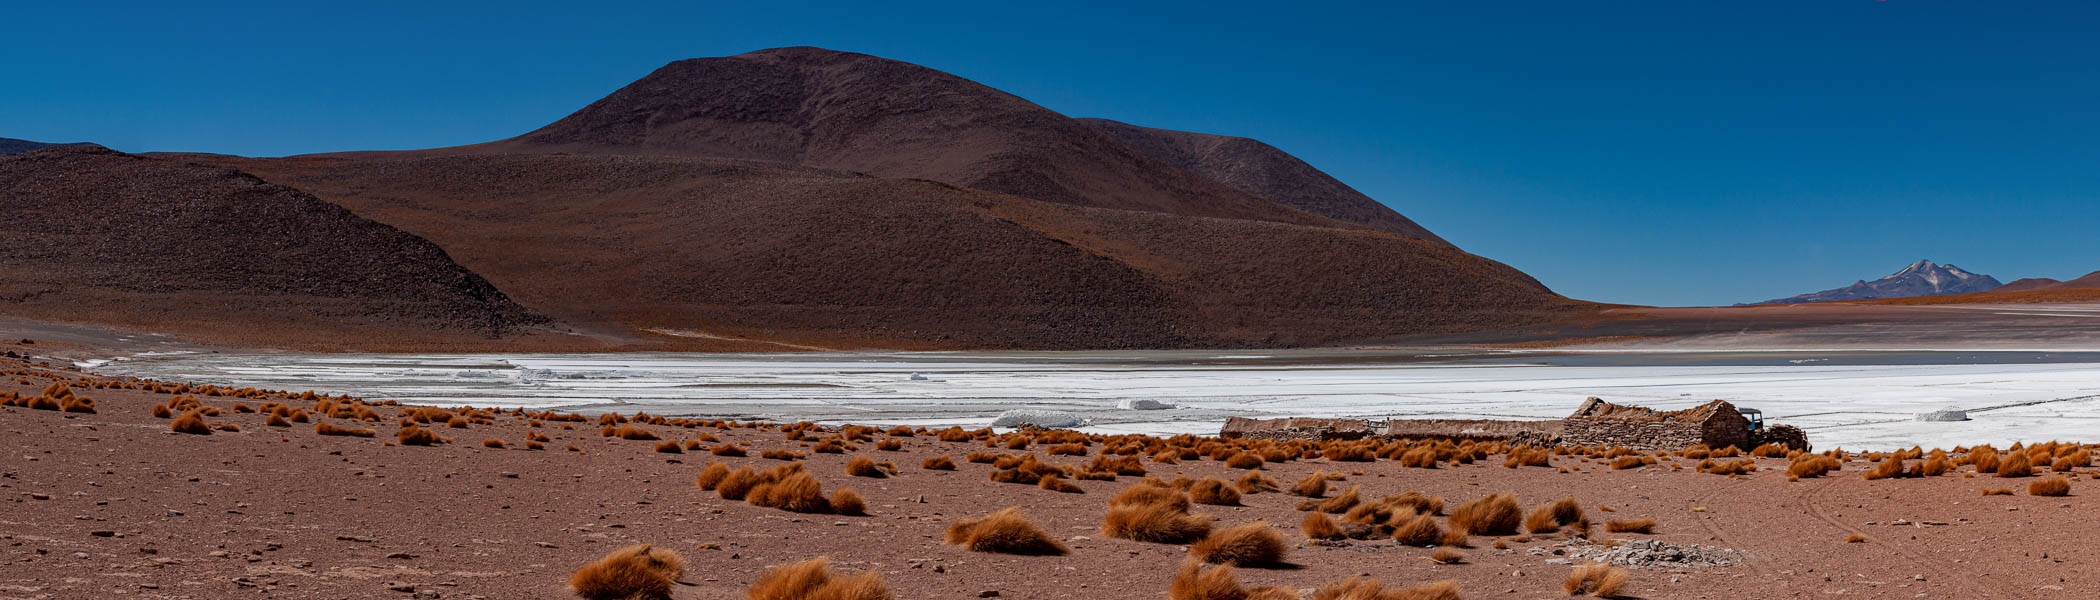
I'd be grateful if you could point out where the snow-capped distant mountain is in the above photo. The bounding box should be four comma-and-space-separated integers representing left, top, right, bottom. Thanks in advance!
1745, 260, 2003, 305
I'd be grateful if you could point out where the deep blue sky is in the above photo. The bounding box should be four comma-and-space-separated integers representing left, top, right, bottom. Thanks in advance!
8, 1, 2097, 306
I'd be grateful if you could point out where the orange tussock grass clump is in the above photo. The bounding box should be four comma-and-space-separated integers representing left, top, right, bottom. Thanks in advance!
1982, 488, 2014, 496
1289, 471, 1329, 497
1846, 533, 1866, 543
1563, 563, 1629, 597
1235, 470, 1280, 494
1608, 456, 1643, 470
716, 468, 764, 500
1190, 478, 1242, 506
1449, 493, 1522, 536
611, 425, 659, 441
483, 438, 506, 449
397, 425, 449, 446
1047, 443, 1088, 456
1788, 454, 1841, 478
750, 472, 833, 513
1225, 452, 1265, 470
945, 507, 1069, 555
1399, 447, 1439, 469
2030, 476, 2072, 497
1429, 548, 1465, 564
830, 488, 868, 515
1604, 518, 1656, 534
1525, 497, 1584, 534
1302, 512, 1344, 540
1969, 447, 2000, 473
695, 463, 730, 490
1103, 501, 1213, 544
265, 413, 291, 427
1392, 513, 1446, 547
1168, 563, 1301, 600
747, 557, 892, 600
875, 439, 903, 451
1317, 486, 1363, 513
846, 455, 886, 478
1862, 457, 1907, 480
1039, 474, 1085, 493
1309, 576, 1462, 600
2053, 448, 2091, 471
921, 455, 956, 470
711, 443, 748, 457
169, 409, 213, 435
652, 441, 681, 453
1191, 522, 1287, 567
1112, 484, 1194, 512
315, 421, 376, 437
568, 544, 687, 600
1997, 452, 2035, 478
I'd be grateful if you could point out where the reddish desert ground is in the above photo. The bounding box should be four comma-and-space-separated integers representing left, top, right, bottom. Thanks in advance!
2, 355, 2096, 600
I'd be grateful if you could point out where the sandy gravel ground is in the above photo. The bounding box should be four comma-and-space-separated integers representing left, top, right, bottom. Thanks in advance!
1, 357, 2094, 600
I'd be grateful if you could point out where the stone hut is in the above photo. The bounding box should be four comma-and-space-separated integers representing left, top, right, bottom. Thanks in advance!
1382, 419, 1563, 447
1219, 417, 1376, 441
1559, 398, 1752, 451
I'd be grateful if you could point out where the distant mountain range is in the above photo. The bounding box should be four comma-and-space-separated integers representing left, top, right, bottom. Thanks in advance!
1991, 271, 2100, 293
1747, 260, 2003, 305
0, 137, 102, 155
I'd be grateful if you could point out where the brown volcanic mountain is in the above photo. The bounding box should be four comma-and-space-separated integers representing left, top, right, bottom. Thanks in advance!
201, 152, 1575, 349
97, 46, 1586, 350
1078, 118, 1449, 244
0, 147, 544, 347
414, 46, 1341, 229
1990, 271, 2100, 293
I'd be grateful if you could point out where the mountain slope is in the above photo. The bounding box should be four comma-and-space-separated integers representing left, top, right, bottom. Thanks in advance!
1078, 118, 1449, 244
196, 152, 1580, 349
1748, 260, 2003, 305
438, 46, 1339, 229
0, 147, 544, 346
0, 137, 101, 155
1990, 271, 2100, 292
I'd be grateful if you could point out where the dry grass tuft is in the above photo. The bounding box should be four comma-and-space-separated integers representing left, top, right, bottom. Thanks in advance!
752, 472, 832, 513
846, 455, 886, 478
1190, 478, 1242, 506
169, 409, 212, 435
1563, 563, 1629, 597
1846, 533, 1866, 543
945, 507, 1069, 555
1448, 493, 1522, 536
1309, 576, 1462, 600
1604, 518, 1656, 534
568, 544, 687, 600
397, 425, 449, 446
315, 421, 376, 437
920, 455, 956, 470
1997, 452, 2035, 478
1429, 548, 1465, 564
830, 488, 868, 515
711, 443, 748, 457
483, 438, 506, 449
2030, 476, 2072, 497
747, 556, 892, 600
1191, 522, 1287, 567
1302, 512, 1344, 540
1289, 471, 1329, 497
695, 462, 731, 490
1039, 475, 1086, 493
1234, 470, 1281, 494
1103, 501, 1213, 544
1525, 496, 1584, 534
1981, 488, 2013, 496
652, 440, 681, 453
1393, 513, 1446, 547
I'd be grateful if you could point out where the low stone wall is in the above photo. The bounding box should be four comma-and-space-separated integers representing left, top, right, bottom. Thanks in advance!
1219, 417, 1375, 441
1561, 419, 1709, 451
1382, 419, 1563, 447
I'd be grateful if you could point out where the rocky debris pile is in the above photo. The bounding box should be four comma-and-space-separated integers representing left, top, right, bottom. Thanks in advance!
1117, 398, 1174, 410
1535, 539, 1743, 569
1917, 406, 1970, 422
